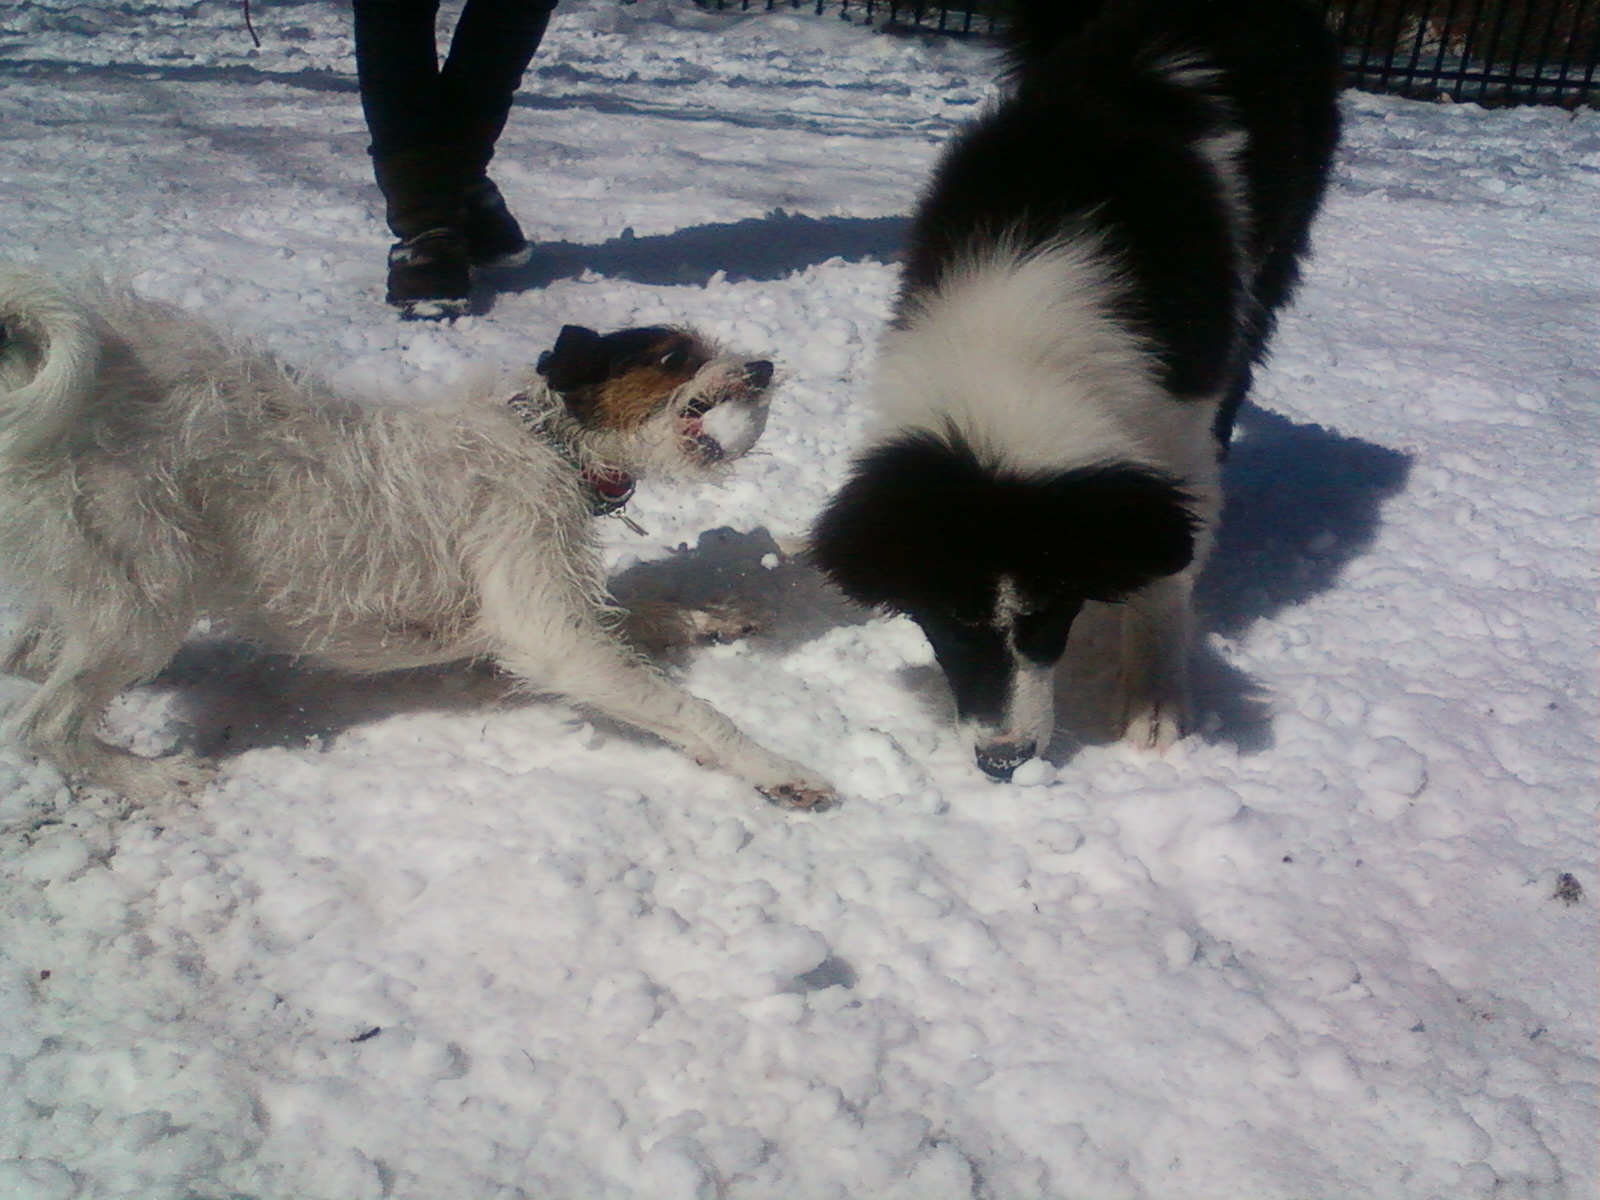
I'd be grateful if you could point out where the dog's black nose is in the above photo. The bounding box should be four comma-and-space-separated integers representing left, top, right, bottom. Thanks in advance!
975, 740, 1037, 782
744, 360, 774, 389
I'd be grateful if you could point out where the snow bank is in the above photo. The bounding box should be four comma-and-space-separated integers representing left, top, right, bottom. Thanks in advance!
0, 2, 1595, 1197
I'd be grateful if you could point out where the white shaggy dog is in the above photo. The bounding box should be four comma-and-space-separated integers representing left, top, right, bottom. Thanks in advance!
0, 266, 835, 810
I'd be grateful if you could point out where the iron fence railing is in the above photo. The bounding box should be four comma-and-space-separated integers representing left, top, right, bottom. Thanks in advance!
1329, 0, 1597, 104
694, 0, 1600, 106
698, 0, 1001, 35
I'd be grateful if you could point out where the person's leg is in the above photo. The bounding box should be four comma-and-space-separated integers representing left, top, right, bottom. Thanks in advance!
352, 0, 445, 161
353, 0, 476, 317
440, 0, 558, 168
439, 0, 560, 265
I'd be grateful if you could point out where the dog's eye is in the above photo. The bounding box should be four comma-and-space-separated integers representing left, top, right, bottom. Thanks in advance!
659, 348, 690, 371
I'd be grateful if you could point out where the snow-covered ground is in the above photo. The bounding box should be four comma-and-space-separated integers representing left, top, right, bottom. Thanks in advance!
0, 2, 1596, 1197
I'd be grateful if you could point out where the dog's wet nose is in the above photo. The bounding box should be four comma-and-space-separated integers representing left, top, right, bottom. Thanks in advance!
744, 360, 774, 389
975, 740, 1037, 782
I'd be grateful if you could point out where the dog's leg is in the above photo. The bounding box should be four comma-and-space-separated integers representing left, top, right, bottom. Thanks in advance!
489, 613, 834, 810
1111, 570, 1196, 752
2, 622, 60, 683
1111, 444, 1218, 753
9, 631, 213, 802
617, 599, 761, 656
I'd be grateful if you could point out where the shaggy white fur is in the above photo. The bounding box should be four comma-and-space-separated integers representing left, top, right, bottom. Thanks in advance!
0, 266, 834, 809
876, 240, 1166, 475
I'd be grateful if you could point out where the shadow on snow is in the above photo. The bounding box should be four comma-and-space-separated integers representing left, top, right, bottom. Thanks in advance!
75, 210, 1408, 776
146, 403, 1408, 771
475, 209, 908, 298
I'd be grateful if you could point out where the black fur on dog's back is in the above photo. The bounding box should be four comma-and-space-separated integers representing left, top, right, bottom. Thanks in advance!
901, 0, 1340, 440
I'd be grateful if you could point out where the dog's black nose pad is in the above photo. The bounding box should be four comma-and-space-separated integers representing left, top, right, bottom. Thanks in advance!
744, 361, 774, 389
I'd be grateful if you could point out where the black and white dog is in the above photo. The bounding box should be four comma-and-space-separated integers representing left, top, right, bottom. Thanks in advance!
812, 0, 1339, 779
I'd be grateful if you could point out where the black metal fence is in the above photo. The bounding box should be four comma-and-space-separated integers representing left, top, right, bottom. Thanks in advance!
1330, 0, 1597, 104
695, 0, 1600, 106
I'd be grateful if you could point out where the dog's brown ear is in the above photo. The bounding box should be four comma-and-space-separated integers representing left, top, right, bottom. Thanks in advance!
537, 325, 606, 395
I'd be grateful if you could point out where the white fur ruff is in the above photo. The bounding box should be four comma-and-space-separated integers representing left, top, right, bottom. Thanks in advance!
879, 240, 1220, 479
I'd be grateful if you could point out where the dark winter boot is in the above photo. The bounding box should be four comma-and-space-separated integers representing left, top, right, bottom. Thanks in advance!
386, 228, 472, 320
461, 176, 531, 268
373, 147, 473, 319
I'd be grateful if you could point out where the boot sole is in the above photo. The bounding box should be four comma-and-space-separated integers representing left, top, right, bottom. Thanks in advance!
397, 296, 472, 321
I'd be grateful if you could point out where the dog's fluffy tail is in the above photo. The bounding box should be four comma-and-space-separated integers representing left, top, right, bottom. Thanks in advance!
0, 265, 99, 465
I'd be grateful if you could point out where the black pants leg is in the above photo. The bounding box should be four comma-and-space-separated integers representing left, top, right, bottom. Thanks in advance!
352, 0, 446, 161
352, 0, 556, 165
440, 0, 559, 172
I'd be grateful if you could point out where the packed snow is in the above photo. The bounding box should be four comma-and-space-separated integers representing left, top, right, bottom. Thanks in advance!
0, 1, 1596, 1198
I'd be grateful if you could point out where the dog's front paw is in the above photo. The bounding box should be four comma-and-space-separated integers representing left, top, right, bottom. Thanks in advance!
759, 780, 839, 813
85, 751, 217, 803
618, 599, 761, 653
158, 753, 217, 795
683, 602, 761, 645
